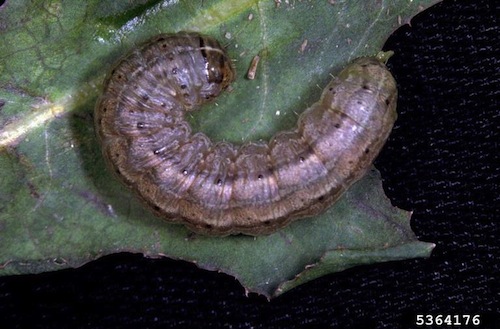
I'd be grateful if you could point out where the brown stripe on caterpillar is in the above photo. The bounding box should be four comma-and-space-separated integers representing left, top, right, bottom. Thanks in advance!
94, 31, 398, 236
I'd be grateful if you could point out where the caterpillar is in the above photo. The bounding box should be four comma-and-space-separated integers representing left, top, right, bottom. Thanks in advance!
94, 32, 398, 236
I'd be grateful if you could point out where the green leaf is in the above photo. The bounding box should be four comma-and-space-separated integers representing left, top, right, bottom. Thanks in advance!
0, 0, 438, 298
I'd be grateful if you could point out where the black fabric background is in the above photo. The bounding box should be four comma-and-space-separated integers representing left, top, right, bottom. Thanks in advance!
0, 0, 498, 328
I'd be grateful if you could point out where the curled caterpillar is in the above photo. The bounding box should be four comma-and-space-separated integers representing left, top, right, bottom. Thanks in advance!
94, 32, 397, 236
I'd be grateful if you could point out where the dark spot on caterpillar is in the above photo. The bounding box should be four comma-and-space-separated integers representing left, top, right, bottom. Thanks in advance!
95, 32, 397, 236
199, 35, 208, 59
